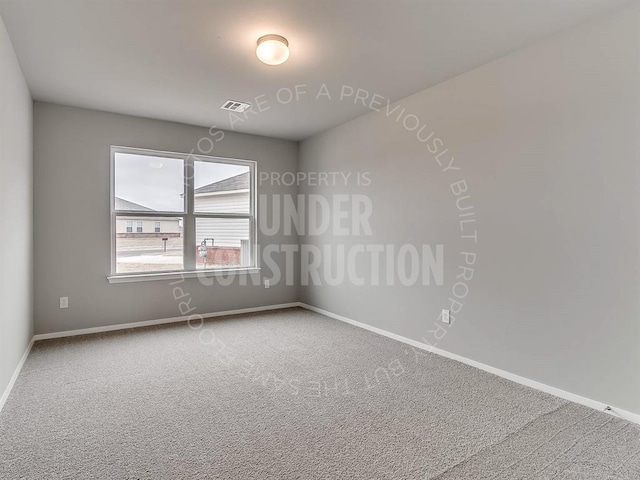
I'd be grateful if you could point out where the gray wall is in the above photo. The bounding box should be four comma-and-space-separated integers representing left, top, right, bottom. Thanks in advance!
299, 5, 640, 414
34, 103, 298, 334
0, 15, 33, 398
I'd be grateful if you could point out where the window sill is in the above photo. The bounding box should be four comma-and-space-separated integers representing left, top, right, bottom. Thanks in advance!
107, 267, 261, 284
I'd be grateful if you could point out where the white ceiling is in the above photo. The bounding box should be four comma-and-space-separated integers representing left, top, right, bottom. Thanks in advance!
0, 0, 630, 141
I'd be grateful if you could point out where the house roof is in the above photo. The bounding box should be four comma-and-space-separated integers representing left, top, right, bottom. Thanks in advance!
115, 197, 154, 211
195, 172, 249, 195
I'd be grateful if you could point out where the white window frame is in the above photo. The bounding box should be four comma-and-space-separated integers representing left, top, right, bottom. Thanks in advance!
126, 220, 133, 233
136, 220, 143, 233
108, 146, 258, 283
154, 221, 161, 233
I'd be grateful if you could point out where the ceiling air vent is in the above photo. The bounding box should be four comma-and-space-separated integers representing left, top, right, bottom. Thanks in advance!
220, 100, 251, 113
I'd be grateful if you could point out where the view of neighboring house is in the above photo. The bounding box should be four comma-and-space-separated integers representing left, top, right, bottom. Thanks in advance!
194, 171, 250, 248
114, 197, 181, 237
114, 172, 250, 271
115, 171, 249, 245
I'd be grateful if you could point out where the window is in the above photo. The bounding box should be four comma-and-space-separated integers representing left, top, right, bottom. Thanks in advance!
110, 146, 256, 278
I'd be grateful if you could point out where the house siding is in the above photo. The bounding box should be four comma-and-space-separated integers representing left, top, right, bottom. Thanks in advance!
194, 191, 249, 214
194, 191, 250, 247
195, 218, 249, 247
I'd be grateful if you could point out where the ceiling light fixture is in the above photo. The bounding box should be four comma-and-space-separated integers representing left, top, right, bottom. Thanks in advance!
256, 34, 289, 66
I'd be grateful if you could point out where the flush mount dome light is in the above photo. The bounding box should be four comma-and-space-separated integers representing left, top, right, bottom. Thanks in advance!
256, 34, 289, 65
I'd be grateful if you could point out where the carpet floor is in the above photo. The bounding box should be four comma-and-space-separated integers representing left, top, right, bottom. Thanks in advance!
0, 307, 638, 479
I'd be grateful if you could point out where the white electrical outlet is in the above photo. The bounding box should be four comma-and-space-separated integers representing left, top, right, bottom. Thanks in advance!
60, 297, 69, 309
264, 279, 270, 289
441, 309, 450, 324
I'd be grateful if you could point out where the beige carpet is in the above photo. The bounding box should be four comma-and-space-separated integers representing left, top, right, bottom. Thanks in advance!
0, 307, 638, 479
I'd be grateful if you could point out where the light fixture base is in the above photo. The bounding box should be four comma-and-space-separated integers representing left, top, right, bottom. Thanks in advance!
257, 34, 289, 47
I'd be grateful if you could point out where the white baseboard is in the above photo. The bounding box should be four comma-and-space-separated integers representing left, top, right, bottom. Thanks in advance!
297, 302, 640, 426
0, 339, 34, 414
33, 302, 300, 341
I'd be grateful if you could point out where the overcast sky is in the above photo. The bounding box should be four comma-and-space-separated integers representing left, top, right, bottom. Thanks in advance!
115, 153, 248, 211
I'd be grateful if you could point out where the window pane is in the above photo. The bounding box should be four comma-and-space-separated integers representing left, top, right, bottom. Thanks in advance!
194, 161, 250, 214
195, 218, 250, 269
116, 216, 184, 273
114, 152, 184, 212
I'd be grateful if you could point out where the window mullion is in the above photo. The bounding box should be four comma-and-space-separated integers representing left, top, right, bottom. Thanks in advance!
113, 212, 184, 218
183, 157, 196, 271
